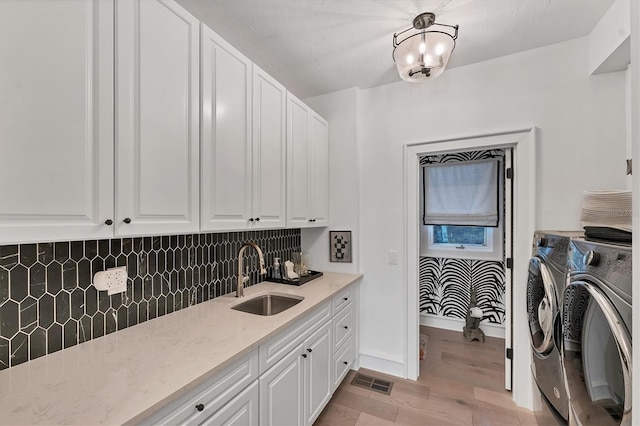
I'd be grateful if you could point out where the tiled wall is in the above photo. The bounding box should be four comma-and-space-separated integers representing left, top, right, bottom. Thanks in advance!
0, 229, 300, 370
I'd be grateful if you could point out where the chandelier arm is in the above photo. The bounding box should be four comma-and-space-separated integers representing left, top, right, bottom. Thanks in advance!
393, 26, 415, 47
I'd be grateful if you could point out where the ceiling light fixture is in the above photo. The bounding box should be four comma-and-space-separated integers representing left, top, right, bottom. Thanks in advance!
392, 12, 459, 82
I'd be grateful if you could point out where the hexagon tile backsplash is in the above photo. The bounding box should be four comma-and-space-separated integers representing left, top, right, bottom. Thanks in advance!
0, 229, 301, 370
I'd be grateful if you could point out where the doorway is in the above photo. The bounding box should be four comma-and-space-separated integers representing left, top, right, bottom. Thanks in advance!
403, 129, 537, 410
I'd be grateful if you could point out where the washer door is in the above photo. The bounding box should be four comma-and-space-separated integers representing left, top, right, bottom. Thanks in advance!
527, 256, 557, 355
562, 281, 632, 426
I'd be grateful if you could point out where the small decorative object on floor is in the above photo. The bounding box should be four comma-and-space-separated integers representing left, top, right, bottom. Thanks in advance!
463, 286, 485, 343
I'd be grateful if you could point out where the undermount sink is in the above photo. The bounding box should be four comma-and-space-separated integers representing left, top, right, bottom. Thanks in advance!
231, 293, 304, 316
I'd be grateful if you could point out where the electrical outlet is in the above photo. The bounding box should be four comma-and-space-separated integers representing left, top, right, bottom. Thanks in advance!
93, 266, 128, 295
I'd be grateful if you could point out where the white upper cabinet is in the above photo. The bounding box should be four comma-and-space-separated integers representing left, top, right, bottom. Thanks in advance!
0, 0, 114, 244
286, 93, 329, 228
115, 0, 200, 236
252, 65, 287, 229
201, 26, 286, 231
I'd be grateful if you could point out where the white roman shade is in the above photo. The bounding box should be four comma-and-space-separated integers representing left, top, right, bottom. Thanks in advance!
422, 159, 499, 227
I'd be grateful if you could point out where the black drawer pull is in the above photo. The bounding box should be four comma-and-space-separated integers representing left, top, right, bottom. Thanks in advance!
104, 219, 113, 226
343, 326, 349, 330
255, 217, 260, 222
343, 361, 348, 365
307, 348, 313, 353
342, 297, 348, 301
123, 217, 132, 224
302, 353, 307, 358
195, 403, 204, 412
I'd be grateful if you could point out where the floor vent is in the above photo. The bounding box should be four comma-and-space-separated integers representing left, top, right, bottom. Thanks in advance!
350, 372, 394, 395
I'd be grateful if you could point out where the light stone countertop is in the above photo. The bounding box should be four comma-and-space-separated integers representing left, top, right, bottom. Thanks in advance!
0, 272, 363, 425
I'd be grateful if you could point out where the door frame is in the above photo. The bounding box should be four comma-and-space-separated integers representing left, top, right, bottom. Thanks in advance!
403, 128, 536, 409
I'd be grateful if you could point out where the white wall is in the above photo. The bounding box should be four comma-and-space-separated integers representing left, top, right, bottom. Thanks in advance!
307, 36, 628, 405
302, 88, 360, 275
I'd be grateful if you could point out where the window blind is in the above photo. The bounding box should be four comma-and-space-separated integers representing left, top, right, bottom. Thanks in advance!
422, 159, 500, 227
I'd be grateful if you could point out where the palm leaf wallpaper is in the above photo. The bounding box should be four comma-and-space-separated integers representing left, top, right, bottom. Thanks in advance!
419, 149, 507, 325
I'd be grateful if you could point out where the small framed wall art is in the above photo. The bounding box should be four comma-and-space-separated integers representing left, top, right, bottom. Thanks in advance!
330, 230, 352, 263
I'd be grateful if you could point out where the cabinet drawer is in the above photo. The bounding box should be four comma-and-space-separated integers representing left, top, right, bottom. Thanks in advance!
142, 349, 259, 425
200, 381, 259, 426
260, 301, 331, 374
332, 286, 353, 314
332, 302, 353, 353
332, 338, 353, 392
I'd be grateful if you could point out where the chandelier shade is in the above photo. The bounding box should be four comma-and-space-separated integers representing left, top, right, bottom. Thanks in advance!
393, 13, 458, 82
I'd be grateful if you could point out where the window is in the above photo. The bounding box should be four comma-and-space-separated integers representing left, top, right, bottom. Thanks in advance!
421, 224, 502, 261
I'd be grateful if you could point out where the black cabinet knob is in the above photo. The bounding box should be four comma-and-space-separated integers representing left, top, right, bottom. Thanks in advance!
249, 218, 254, 222
343, 326, 349, 330
343, 361, 348, 365
342, 297, 348, 301
255, 217, 260, 222
123, 217, 132, 224
307, 348, 312, 353
301, 353, 307, 358
195, 403, 204, 412
104, 219, 113, 226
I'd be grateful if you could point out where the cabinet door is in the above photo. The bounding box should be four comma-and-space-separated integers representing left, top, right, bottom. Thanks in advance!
0, 0, 114, 244
201, 381, 259, 426
115, 0, 200, 236
286, 93, 311, 228
309, 113, 329, 227
201, 25, 252, 231
252, 65, 286, 229
260, 342, 305, 426
304, 321, 332, 426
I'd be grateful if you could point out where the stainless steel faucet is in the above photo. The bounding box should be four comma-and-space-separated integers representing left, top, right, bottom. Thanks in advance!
236, 242, 267, 297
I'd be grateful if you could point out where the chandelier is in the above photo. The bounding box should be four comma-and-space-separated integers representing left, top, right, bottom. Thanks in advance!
392, 12, 459, 82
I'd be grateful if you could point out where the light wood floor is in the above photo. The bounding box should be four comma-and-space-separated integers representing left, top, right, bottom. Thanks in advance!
315, 326, 539, 426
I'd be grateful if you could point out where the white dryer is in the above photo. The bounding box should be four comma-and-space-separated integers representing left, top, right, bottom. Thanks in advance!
563, 239, 632, 425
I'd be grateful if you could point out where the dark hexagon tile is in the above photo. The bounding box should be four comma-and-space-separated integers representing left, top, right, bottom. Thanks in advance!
132, 237, 143, 254
104, 255, 116, 269
152, 237, 161, 251
0, 337, 8, 370
29, 327, 47, 361
0, 245, 18, 269
46, 262, 62, 295
0, 268, 8, 304
63, 319, 78, 349
98, 240, 110, 258
121, 238, 133, 255
110, 292, 122, 309
47, 323, 62, 354
62, 260, 77, 291
127, 303, 138, 327
158, 295, 167, 316
71, 288, 84, 320
77, 259, 91, 289
54, 242, 70, 263
83, 287, 97, 317
161, 236, 170, 250
133, 278, 143, 302
85, 240, 98, 260
170, 235, 177, 248
19, 296, 37, 332
148, 297, 157, 320
70, 241, 84, 262
91, 258, 104, 276
166, 250, 174, 272
38, 294, 54, 329
105, 308, 117, 334
168, 293, 177, 313
79, 315, 92, 343
152, 274, 162, 297
92, 312, 105, 338
138, 300, 148, 323
9, 264, 28, 301
116, 306, 128, 331
0, 300, 19, 339
98, 291, 110, 313
37, 243, 54, 265
126, 253, 138, 278
156, 251, 166, 274
141, 237, 151, 252
178, 270, 186, 290
55, 292, 70, 324
110, 239, 121, 257
177, 235, 185, 249
116, 254, 126, 268
28, 262, 46, 298
19, 244, 37, 267
147, 252, 157, 275
10, 331, 28, 367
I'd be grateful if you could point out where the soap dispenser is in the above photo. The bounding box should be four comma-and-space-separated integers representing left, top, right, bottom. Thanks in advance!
272, 258, 282, 279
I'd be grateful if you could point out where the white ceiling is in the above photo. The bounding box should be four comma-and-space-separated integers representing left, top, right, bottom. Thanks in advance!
176, 0, 615, 99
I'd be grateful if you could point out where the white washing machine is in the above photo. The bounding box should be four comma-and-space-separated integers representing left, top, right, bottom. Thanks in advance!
528, 231, 581, 423
563, 238, 632, 425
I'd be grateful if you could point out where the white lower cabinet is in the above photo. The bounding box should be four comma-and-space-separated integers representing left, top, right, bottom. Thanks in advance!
143, 284, 357, 426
